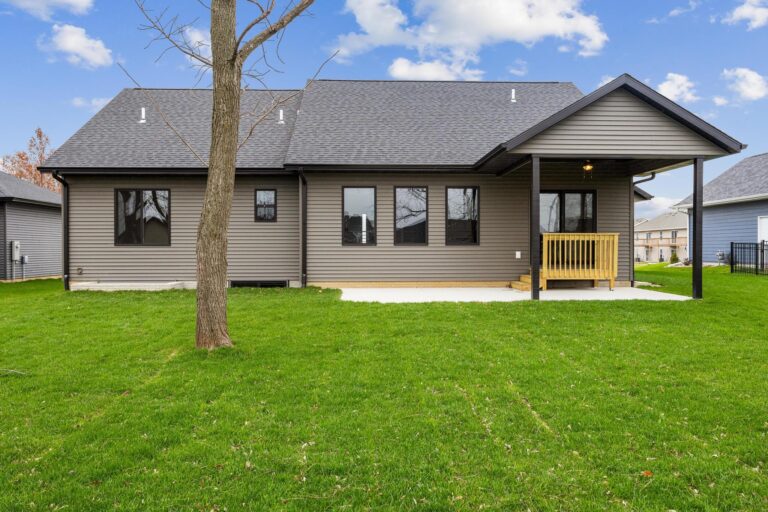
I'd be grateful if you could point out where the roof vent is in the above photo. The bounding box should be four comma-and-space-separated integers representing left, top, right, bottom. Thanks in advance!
511, 89, 517, 103
138, 107, 147, 124
277, 109, 285, 125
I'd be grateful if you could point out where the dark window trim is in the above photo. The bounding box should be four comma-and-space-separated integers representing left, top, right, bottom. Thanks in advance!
393, 185, 429, 246
445, 186, 480, 246
540, 189, 597, 233
342, 186, 377, 246
114, 188, 172, 247
254, 188, 278, 222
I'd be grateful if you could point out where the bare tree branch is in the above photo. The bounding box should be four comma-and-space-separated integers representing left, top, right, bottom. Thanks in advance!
134, 0, 213, 68
237, 0, 314, 63
234, 0, 276, 51
117, 63, 208, 167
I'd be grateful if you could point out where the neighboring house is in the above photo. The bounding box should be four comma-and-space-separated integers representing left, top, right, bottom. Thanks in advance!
39, 74, 744, 298
634, 211, 688, 263
678, 153, 768, 263
634, 187, 653, 203
0, 172, 62, 280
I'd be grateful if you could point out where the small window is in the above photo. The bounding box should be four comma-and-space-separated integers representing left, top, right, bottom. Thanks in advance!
540, 191, 595, 233
255, 189, 277, 222
115, 189, 170, 246
395, 187, 428, 245
343, 187, 376, 245
446, 187, 479, 245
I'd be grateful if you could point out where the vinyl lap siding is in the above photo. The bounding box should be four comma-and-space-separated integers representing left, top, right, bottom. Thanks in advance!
305, 167, 632, 283
514, 89, 726, 157
4, 202, 62, 278
67, 175, 300, 283
690, 200, 768, 262
0, 203, 6, 279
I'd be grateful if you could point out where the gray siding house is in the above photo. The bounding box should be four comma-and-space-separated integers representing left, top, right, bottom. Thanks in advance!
0, 172, 62, 280
39, 74, 744, 298
679, 153, 768, 263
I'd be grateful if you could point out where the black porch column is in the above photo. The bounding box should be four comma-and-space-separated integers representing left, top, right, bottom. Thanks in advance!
692, 158, 704, 299
530, 156, 541, 300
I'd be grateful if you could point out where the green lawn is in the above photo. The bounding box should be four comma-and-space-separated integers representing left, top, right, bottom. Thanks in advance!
1, 266, 766, 511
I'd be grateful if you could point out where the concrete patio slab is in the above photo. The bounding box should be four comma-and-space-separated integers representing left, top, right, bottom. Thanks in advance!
340, 287, 690, 303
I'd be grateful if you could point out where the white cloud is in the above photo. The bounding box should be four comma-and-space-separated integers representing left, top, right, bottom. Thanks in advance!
183, 26, 212, 62
636, 197, 683, 219
71, 96, 110, 112
41, 24, 113, 69
508, 59, 527, 77
657, 72, 700, 103
713, 95, 729, 106
722, 67, 768, 101
2, 0, 92, 20
669, 0, 700, 17
388, 57, 482, 80
337, 0, 608, 81
723, 0, 768, 30
597, 75, 615, 87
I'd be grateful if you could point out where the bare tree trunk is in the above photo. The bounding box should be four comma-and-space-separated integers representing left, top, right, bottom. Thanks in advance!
196, 0, 240, 349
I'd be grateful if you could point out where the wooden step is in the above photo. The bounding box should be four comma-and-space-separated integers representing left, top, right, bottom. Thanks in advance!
509, 280, 531, 291
519, 274, 531, 284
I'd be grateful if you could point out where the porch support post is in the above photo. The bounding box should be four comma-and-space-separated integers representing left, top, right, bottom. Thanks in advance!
530, 155, 541, 300
692, 157, 704, 299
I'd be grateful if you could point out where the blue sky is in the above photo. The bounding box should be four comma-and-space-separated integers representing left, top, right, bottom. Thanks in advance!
1, 0, 767, 218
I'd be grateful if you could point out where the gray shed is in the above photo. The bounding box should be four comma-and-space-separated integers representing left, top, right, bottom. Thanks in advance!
0, 172, 62, 280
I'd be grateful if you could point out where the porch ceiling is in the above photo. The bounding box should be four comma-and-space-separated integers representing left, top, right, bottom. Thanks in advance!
491, 155, 692, 178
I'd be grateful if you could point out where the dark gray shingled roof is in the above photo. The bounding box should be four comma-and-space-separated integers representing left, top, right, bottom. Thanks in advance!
43, 88, 303, 169
42, 80, 582, 170
285, 80, 582, 166
0, 171, 61, 206
679, 152, 768, 206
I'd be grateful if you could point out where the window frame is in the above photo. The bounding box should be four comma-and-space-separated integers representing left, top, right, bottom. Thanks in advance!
254, 188, 278, 223
393, 186, 429, 246
113, 188, 172, 247
445, 186, 480, 246
341, 186, 377, 246
540, 190, 597, 234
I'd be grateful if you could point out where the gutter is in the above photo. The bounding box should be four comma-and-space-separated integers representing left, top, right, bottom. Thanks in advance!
677, 192, 768, 209
633, 172, 656, 186
51, 171, 70, 290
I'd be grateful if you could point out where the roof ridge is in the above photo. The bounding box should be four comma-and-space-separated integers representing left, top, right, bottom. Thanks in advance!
128, 87, 303, 92
312, 78, 572, 84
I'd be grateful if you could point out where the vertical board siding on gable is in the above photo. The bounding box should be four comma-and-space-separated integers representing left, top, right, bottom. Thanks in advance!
513, 89, 727, 157
4, 202, 62, 278
305, 168, 631, 282
67, 175, 300, 283
690, 199, 768, 262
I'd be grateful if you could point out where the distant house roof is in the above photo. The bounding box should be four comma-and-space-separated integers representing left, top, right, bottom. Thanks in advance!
0, 171, 61, 206
678, 152, 768, 208
635, 210, 688, 232
635, 217, 649, 226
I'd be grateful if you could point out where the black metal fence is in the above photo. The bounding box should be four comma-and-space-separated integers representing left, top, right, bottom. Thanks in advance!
731, 241, 768, 275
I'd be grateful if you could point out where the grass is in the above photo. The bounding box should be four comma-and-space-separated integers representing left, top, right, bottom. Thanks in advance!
1, 266, 767, 511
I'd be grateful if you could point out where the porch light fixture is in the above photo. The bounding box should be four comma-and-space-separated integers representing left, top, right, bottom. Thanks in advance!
582, 160, 594, 179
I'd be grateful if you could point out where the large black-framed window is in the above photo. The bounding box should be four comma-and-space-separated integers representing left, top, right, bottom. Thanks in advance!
446, 186, 479, 245
255, 189, 277, 222
342, 187, 376, 245
540, 191, 596, 233
394, 186, 428, 245
114, 189, 171, 246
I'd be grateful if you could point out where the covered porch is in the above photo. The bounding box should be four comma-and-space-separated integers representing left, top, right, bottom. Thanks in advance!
475, 75, 745, 300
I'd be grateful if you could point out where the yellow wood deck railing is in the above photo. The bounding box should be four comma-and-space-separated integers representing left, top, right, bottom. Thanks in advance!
541, 233, 620, 290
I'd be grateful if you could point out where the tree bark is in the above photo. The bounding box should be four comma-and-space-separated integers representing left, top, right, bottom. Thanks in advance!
196, 0, 240, 350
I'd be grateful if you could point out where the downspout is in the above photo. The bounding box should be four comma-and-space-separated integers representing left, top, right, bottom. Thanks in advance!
631, 173, 656, 286
298, 169, 308, 287
51, 171, 70, 291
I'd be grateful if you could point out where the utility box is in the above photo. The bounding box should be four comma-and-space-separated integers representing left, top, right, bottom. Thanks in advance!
21, 255, 30, 265
11, 241, 21, 262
